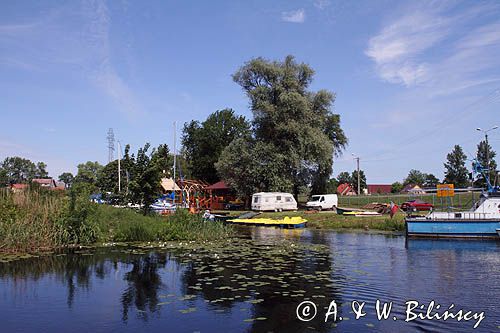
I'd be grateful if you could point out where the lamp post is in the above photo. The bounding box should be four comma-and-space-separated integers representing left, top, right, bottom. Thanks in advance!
476, 125, 498, 183
352, 153, 360, 195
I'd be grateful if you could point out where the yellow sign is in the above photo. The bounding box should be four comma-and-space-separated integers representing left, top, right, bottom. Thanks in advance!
437, 184, 454, 197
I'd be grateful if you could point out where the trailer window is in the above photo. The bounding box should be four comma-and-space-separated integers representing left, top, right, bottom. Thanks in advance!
276, 196, 281, 201
285, 197, 292, 202
253, 197, 259, 203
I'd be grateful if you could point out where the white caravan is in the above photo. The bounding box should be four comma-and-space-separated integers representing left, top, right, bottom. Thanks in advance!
251, 192, 297, 211
306, 194, 338, 211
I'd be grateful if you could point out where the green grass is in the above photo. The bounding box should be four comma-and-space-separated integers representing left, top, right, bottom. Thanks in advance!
0, 189, 233, 254
337, 192, 479, 210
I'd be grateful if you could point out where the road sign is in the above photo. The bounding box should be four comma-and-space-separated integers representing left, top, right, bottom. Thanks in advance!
437, 184, 454, 197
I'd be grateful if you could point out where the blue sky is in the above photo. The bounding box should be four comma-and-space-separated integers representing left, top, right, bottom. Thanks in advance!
1, 0, 500, 183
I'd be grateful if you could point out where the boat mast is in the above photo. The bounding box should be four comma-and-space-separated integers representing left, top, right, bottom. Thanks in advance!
117, 140, 121, 192
173, 121, 176, 204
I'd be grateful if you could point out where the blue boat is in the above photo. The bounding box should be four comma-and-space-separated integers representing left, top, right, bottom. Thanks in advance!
406, 160, 500, 239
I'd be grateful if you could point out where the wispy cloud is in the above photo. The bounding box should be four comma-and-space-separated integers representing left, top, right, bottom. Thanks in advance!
282, 9, 305, 23
365, 2, 500, 93
313, 0, 330, 10
0, 0, 142, 118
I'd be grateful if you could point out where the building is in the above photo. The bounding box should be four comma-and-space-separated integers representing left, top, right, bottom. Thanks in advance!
367, 184, 392, 195
32, 178, 57, 189
401, 184, 426, 194
10, 183, 28, 192
336, 183, 357, 196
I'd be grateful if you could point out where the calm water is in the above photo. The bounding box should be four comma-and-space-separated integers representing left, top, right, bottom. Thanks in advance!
0, 229, 499, 332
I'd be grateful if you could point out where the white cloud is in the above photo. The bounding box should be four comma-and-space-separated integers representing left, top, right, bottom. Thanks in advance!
282, 9, 305, 23
366, 3, 500, 95
0, 0, 142, 118
313, 0, 330, 10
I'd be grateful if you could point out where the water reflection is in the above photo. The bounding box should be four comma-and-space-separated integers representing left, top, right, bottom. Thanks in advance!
0, 230, 498, 332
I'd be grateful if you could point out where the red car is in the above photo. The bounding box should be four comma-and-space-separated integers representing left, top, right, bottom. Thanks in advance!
401, 199, 434, 212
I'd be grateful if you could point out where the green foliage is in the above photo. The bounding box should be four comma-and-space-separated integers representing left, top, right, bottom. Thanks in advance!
350, 169, 367, 193
218, 55, 347, 198
74, 161, 103, 186
391, 181, 403, 193
0, 156, 50, 184
444, 145, 468, 187
423, 173, 440, 187
337, 172, 351, 185
324, 178, 338, 194
58, 172, 74, 188
476, 140, 497, 188
403, 169, 426, 186
182, 109, 250, 183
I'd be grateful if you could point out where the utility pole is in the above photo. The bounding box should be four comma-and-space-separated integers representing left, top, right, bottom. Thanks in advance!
173, 121, 177, 197
352, 153, 361, 195
117, 140, 121, 192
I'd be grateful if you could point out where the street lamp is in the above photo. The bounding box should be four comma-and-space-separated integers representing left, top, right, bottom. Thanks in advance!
476, 125, 499, 183
352, 153, 361, 195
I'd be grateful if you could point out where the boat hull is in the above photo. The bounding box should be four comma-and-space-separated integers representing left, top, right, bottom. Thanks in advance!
406, 218, 500, 239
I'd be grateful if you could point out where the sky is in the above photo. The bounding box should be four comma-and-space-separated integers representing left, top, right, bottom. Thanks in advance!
1, 0, 500, 183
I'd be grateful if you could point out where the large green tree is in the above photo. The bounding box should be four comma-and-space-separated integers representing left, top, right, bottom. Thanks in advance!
337, 172, 351, 185
74, 161, 103, 186
351, 169, 367, 193
403, 169, 426, 186
217, 56, 347, 198
444, 145, 468, 187
423, 173, 440, 187
182, 109, 249, 184
476, 140, 497, 187
0, 156, 49, 184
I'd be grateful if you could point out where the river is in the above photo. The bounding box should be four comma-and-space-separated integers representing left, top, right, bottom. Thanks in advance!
0, 228, 498, 332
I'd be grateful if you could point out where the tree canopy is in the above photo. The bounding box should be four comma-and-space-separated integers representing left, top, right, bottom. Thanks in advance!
58, 172, 74, 188
0, 156, 50, 184
74, 161, 103, 187
444, 145, 468, 187
182, 109, 250, 184
217, 56, 347, 198
403, 169, 427, 186
476, 140, 497, 187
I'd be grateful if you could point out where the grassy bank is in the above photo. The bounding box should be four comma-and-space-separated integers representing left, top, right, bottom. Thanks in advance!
0, 189, 233, 254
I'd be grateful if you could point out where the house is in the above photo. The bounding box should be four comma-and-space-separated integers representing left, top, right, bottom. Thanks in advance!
336, 183, 357, 196
10, 183, 28, 192
32, 178, 57, 189
367, 184, 392, 195
401, 184, 426, 194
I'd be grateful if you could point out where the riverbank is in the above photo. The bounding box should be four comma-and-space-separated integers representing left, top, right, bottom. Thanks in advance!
220, 210, 406, 232
0, 189, 233, 254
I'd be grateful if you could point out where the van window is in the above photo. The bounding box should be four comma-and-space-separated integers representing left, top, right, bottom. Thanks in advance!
285, 197, 292, 202
276, 196, 281, 201
310, 195, 320, 201
253, 197, 259, 203
320, 196, 325, 202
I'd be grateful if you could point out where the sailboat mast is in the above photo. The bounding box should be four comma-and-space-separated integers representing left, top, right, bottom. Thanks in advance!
173, 121, 176, 202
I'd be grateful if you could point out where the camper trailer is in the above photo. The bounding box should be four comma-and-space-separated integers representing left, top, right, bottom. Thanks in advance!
306, 194, 338, 211
251, 192, 297, 211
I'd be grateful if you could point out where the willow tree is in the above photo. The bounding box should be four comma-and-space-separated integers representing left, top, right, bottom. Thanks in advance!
216, 56, 347, 199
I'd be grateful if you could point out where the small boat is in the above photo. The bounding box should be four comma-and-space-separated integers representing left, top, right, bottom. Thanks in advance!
344, 211, 382, 217
226, 216, 307, 229
405, 160, 500, 239
497, 229, 500, 237
336, 207, 353, 215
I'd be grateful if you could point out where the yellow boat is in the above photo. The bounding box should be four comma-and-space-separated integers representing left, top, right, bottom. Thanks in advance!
226, 216, 307, 229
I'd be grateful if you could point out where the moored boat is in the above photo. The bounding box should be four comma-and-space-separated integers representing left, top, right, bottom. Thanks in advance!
405, 160, 500, 239
226, 216, 307, 229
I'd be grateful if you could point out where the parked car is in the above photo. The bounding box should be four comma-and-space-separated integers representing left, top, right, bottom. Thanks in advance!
305, 194, 338, 211
401, 199, 434, 212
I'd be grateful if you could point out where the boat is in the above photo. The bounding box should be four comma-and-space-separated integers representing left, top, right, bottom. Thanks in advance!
226, 216, 307, 229
336, 207, 353, 215
343, 211, 382, 217
405, 160, 500, 239
497, 229, 500, 237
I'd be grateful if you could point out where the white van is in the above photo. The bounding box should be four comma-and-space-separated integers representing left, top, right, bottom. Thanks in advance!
306, 194, 338, 211
251, 192, 297, 211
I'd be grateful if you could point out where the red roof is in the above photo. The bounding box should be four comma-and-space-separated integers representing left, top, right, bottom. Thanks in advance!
367, 184, 392, 194
11, 184, 28, 189
337, 183, 355, 195
32, 178, 54, 184
205, 181, 230, 190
